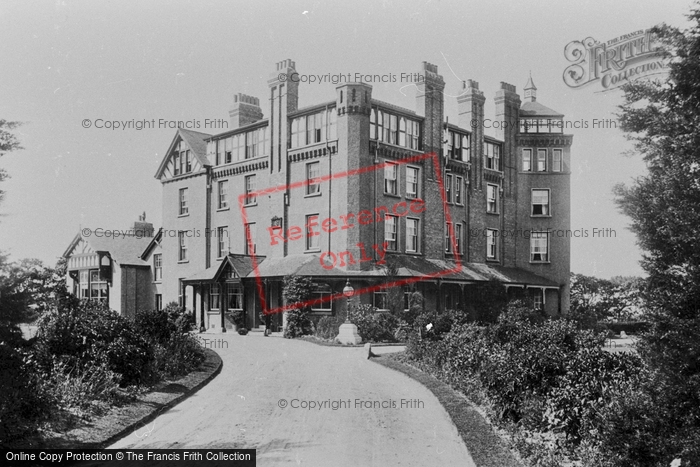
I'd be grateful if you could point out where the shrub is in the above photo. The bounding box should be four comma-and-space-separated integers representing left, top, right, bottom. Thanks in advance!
0, 335, 50, 445
35, 300, 153, 386
314, 315, 342, 340
149, 333, 205, 378
43, 357, 121, 411
543, 348, 643, 442
348, 304, 400, 343
282, 275, 315, 338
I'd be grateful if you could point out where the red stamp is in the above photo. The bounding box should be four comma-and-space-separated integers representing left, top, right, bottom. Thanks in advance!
238, 152, 460, 315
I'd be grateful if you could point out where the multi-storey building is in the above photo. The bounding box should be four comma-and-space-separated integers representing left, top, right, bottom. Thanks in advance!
65, 59, 572, 332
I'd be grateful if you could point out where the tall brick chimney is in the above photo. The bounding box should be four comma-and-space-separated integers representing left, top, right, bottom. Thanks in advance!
415, 61, 446, 259
415, 61, 445, 179
133, 212, 154, 237
229, 93, 263, 130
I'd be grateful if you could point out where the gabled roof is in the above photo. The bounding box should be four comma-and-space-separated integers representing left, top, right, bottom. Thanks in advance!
212, 254, 262, 282
183, 254, 267, 283
140, 228, 163, 260
63, 232, 152, 267
520, 101, 564, 118
154, 128, 212, 179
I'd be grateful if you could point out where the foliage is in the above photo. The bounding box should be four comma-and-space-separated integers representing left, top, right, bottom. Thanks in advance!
347, 303, 401, 343
135, 304, 204, 379
35, 300, 154, 386
569, 273, 644, 328
42, 358, 121, 411
611, 11, 700, 464
0, 342, 50, 445
414, 307, 470, 341
543, 348, 643, 442
405, 300, 644, 464
282, 275, 315, 338
231, 309, 246, 328
465, 280, 510, 323
0, 119, 23, 206
399, 290, 424, 326
314, 315, 343, 340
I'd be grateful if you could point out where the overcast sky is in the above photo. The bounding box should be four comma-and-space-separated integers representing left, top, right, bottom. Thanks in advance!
0, 0, 693, 278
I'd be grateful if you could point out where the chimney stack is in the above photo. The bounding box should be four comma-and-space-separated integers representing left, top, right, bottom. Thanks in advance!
133, 212, 154, 237
229, 93, 263, 130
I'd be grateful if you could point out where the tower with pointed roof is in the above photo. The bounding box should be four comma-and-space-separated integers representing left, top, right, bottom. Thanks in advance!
515, 75, 572, 313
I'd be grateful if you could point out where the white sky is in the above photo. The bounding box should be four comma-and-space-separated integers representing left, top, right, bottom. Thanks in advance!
0, 0, 694, 278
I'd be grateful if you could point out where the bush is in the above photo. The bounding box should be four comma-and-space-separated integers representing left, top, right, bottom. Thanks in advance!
282, 275, 315, 338
405, 299, 646, 456
543, 348, 643, 442
314, 315, 343, 340
348, 304, 401, 343
0, 334, 50, 445
35, 300, 153, 386
149, 333, 205, 378
43, 357, 120, 411
135, 307, 205, 380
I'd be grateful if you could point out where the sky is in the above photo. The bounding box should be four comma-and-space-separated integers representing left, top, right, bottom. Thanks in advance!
0, 0, 694, 278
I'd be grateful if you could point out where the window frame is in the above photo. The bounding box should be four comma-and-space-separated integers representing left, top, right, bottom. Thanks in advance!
153, 253, 162, 282
227, 284, 244, 310
406, 217, 420, 253
522, 148, 532, 172
245, 222, 256, 255
486, 183, 499, 214
218, 180, 229, 210
406, 166, 420, 199
384, 214, 398, 251
311, 282, 333, 313
531, 188, 551, 217
178, 231, 188, 262
306, 161, 321, 196
305, 214, 320, 251
553, 149, 563, 172
384, 162, 398, 196
217, 226, 228, 258
209, 283, 220, 310
537, 148, 548, 172
455, 176, 463, 205
244, 175, 257, 206
445, 222, 453, 253
445, 173, 453, 204
530, 231, 550, 263
486, 229, 498, 260
455, 223, 463, 254
179, 187, 189, 216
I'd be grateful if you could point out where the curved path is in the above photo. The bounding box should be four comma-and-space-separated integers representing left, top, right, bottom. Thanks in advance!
110, 333, 475, 466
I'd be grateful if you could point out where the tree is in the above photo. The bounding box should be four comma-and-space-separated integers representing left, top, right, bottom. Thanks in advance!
0, 119, 23, 206
613, 11, 700, 463
282, 275, 314, 338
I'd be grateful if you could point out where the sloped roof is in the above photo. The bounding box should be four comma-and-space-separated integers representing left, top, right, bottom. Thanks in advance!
63, 232, 151, 267
178, 128, 212, 167
245, 253, 559, 288
183, 254, 267, 283
154, 128, 212, 179
520, 101, 564, 118
183, 265, 219, 282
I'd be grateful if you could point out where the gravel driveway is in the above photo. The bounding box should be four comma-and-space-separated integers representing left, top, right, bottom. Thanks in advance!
110, 333, 475, 466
